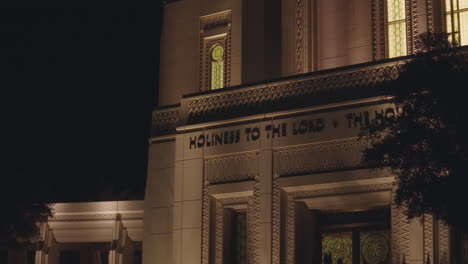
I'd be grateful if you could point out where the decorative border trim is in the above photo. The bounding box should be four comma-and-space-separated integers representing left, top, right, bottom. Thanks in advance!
205, 151, 259, 184
295, 0, 308, 73
151, 106, 179, 137
200, 11, 232, 32
186, 61, 401, 125
372, 0, 386, 60
438, 221, 449, 264
273, 138, 368, 177
424, 214, 434, 264
391, 188, 410, 264
427, 0, 435, 33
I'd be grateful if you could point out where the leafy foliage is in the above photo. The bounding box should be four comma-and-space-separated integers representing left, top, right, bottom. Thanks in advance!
0, 163, 52, 247
364, 33, 468, 228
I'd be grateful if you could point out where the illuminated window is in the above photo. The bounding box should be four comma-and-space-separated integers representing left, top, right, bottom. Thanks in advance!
320, 209, 391, 264
386, 0, 407, 58
445, 0, 468, 46
210, 44, 225, 90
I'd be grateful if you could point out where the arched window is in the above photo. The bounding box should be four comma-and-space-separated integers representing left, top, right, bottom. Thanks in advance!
210, 44, 225, 90
386, 0, 407, 58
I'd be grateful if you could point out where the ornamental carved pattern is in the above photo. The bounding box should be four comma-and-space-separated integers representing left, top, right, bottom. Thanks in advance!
248, 176, 261, 264
379, 0, 386, 59
204, 151, 259, 184
200, 11, 231, 32
295, 0, 307, 73
391, 190, 410, 264
201, 182, 211, 264
271, 173, 281, 264
185, 62, 401, 125
410, 0, 419, 53
426, 0, 435, 33
372, 0, 386, 60
405, 0, 419, 54
273, 138, 369, 177
424, 214, 434, 264
151, 106, 179, 137
438, 221, 450, 264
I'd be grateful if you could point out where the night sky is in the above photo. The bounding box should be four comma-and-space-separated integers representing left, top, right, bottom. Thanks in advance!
0, 7, 162, 202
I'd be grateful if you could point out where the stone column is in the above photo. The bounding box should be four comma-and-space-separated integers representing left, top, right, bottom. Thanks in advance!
35, 223, 59, 264
143, 140, 175, 264
109, 220, 135, 264
258, 119, 273, 264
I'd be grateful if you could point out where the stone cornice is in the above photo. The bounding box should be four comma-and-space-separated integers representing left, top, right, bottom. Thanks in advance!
151, 58, 408, 138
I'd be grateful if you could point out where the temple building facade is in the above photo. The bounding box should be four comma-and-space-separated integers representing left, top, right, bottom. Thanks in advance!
146, 0, 467, 264
3, 0, 467, 263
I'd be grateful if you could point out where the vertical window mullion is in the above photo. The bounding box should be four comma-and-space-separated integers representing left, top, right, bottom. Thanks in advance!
352, 232, 360, 264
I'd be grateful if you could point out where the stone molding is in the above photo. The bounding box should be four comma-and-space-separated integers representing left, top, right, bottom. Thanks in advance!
391, 188, 410, 264
50, 212, 143, 222
151, 60, 403, 136
427, 0, 435, 33
151, 105, 179, 137
372, 0, 386, 60
200, 11, 231, 32
205, 151, 259, 184
47, 201, 143, 243
273, 138, 368, 177
424, 214, 434, 264
295, 0, 308, 73
438, 221, 450, 264
184, 61, 401, 125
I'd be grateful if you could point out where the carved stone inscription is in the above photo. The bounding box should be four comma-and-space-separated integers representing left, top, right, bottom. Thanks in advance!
187, 103, 395, 151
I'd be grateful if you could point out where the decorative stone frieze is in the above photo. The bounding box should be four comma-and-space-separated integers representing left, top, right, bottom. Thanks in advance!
151, 105, 179, 137
424, 214, 434, 264
184, 61, 401, 125
273, 138, 368, 177
204, 151, 259, 184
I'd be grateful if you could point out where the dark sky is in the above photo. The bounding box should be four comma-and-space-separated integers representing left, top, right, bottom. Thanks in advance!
0, 7, 162, 202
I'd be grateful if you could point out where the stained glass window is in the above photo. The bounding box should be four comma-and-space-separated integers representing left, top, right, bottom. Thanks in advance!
445, 0, 468, 46
211, 44, 225, 90
322, 232, 353, 264
360, 231, 391, 264
387, 0, 407, 58
320, 209, 391, 264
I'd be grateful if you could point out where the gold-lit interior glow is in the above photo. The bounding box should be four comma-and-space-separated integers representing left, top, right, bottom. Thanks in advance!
446, 0, 468, 46
387, 0, 407, 58
211, 44, 224, 90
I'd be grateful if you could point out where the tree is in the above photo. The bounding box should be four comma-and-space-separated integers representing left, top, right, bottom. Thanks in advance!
0, 162, 52, 247
364, 32, 468, 262
364, 34, 468, 259
364, 33, 468, 228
